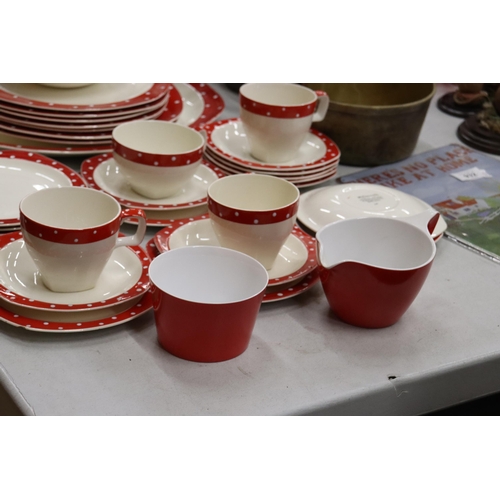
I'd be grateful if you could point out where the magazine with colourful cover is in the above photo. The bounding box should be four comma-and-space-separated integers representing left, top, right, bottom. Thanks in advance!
339, 143, 500, 263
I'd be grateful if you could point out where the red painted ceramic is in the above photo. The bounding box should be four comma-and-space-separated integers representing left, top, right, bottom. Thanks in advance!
149, 246, 268, 363
316, 209, 439, 328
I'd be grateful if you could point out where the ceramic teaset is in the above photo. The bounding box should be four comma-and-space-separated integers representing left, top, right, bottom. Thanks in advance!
0, 83, 445, 363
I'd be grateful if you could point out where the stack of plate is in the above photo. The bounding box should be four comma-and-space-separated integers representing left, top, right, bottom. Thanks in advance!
199, 118, 341, 188
148, 214, 321, 303
0, 83, 177, 154
0, 230, 153, 332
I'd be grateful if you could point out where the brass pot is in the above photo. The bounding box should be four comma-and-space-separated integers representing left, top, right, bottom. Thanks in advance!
303, 83, 436, 166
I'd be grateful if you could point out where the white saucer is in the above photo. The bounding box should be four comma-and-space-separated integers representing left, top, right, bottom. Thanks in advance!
0, 293, 152, 332
0, 149, 85, 226
154, 216, 318, 286
298, 183, 448, 239
201, 118, 340, 171
81, 154, 224, 210
0, 232, 150, 311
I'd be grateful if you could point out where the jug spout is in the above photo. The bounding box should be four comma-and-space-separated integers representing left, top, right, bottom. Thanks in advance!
404, 207, 440, 236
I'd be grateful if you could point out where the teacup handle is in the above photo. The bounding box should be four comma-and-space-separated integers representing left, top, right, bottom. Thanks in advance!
115, 208, 147, 248
312, 90, 329, 122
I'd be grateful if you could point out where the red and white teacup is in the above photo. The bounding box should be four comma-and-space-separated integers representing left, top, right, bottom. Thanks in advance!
150, 246, 268, 363
239, 83, 329, 163
207, 173, 300, 270
20, 187, 147, 293
112, 120, 205, 199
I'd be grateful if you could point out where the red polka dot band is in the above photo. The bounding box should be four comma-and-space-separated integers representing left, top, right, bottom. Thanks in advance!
207, 197, 298, 225
240, 91, 327, 119
20, 208, 144, 245
112, 141, 204, 167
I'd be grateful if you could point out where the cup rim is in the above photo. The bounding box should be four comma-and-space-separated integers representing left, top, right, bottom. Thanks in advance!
19, 186, 123, 244
207, 174, 300, 224
317, 216, 436, 271
240, 83, 318, 119
149, 246, 269, 305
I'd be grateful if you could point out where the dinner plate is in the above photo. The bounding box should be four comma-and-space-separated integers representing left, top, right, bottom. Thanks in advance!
298, 183, 448, 239
81, 154, 224, 210
0, 231, 150, 312
0, 121, 114, 142
201, 118, 340, 171
0, 95, 169, 132
154, 216, 318, 286
0, 292, 152, 332
145, 235, 320, 303
0, 149, 85, 227
0, 83, 170, 112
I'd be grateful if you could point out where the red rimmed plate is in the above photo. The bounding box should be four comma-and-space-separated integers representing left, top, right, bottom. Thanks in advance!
0, 149, 85, 227
0, 292, 152, 332
0, 83, 170, 112
0, 231, 150, 312
81, 154, 225, 211
183, 83, 225, 128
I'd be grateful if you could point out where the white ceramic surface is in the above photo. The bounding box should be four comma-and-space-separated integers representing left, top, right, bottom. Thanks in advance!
150, 246, 268, 305
81, 155, 223, 210
0, 234, 149, 311
0, 150, 85, 226
202, 118, 340, 171
154, 217, 318, 285
298, 183, 448, 239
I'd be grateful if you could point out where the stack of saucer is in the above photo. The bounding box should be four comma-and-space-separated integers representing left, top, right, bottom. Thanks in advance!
0, 149, 86, 233
149, 214, 321, 302
199, 118, 341, 188
0, 231, 152, 332
0, 83, 176, 154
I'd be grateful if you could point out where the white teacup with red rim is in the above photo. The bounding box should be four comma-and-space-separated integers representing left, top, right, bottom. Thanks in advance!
19, 186, 147, 293
112, 120, 205, 199
239, 83, 329, 163
207, 173, 300, 270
